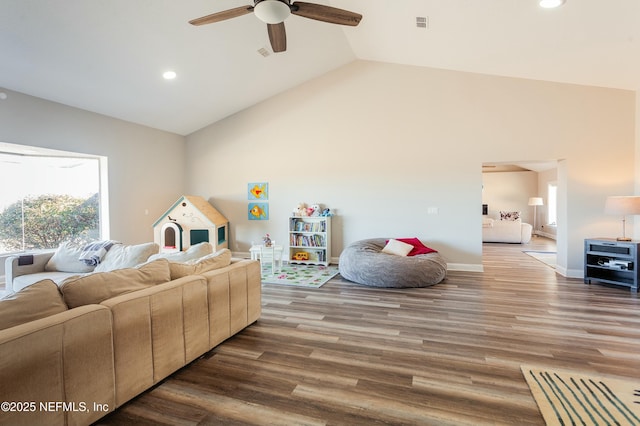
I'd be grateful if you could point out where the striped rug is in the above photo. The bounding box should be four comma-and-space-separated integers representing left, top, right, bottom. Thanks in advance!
522, 366, 640, 425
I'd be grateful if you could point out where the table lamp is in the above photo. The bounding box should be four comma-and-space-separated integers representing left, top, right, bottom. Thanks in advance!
604, 196, 640, 241
528, 197, 543, 235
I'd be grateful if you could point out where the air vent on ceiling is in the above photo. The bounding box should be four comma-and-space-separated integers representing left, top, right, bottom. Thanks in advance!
257, 47, 271, 57
416, 16, 429, 29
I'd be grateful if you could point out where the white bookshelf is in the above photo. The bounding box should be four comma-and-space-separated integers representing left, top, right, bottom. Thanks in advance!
288, 216, 331, 266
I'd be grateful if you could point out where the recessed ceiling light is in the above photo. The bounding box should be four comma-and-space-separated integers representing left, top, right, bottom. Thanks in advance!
163, 71, 177, 80
539, 0, 565, 8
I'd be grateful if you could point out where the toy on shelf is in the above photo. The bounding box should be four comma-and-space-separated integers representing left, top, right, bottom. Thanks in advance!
308, 203, 321, 217
293, 202, 308, 217
293, 252, 309, 260
293, 202, 333, 217
262, 233, 272, 247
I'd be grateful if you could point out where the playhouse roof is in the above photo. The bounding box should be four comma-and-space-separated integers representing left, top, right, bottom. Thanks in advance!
153, 195, 228, 228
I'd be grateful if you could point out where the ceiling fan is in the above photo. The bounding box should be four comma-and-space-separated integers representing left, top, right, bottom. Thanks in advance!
189, 0, 362, 53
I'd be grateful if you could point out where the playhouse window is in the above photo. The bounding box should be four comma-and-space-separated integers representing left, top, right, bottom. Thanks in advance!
190, 229, 209, 246
218, 226, 227, 245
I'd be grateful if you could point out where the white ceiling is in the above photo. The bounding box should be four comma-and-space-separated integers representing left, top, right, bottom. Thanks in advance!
1, 0, 640, 136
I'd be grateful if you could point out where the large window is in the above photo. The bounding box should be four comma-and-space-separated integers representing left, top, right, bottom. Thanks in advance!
0, 144, 105, 254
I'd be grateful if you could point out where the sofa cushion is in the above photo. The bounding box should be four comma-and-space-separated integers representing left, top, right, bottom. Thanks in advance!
0, 279, 68, 330
94, 242, 159, 272
45, 241, 96, 273
12, 271, 82, 293
169, 249, 232, 279
60, 258, 171, 308
147, 242, 213, 263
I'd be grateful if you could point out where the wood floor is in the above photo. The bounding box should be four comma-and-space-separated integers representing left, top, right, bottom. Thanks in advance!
98, 239, 640, 425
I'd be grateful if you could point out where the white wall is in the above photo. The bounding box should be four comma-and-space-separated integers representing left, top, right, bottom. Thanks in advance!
482, 171, 538, 224
0, 89, 186, 245
1, 61, 633, 276
636, 91, 640, 238
185, 60, 636, 273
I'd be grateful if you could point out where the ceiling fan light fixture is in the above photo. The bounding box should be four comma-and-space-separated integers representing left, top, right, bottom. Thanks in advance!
254, 0, 291, 24
539, 0, 565, 8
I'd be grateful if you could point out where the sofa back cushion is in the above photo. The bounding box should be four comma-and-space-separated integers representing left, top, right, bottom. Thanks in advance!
169, 249, 232, 279
94, 242, 159, 272
45, 241, 96, 273
147, 242, 213, 263
0, 279, 68, 330
60, 258, 171, 308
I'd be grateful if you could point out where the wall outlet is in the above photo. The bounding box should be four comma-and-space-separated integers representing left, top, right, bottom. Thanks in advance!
427, 207, 439, 215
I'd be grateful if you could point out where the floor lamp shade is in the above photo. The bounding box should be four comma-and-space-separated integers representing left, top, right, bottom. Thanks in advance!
605, 196, 640, 241
528, 197, 543, 207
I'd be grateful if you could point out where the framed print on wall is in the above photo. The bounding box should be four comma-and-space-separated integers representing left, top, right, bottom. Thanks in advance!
248, 203, 268, 220
248, 182, 268, 200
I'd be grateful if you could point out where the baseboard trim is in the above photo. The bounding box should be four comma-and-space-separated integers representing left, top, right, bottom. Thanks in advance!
563, 268, 583, 279
236, 251, 484, 273
536, 231, 557, 240
447, 263, 484, 273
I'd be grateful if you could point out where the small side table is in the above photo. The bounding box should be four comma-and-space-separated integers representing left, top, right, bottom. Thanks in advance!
250, 244, 284, 275
584, 238, 639, 293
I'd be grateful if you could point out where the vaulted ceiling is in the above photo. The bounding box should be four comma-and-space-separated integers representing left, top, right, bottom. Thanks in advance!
1, 0, 639, 136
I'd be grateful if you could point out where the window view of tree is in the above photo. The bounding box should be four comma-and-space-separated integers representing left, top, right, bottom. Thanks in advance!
0, 150, 101, 254
0, 194, 99, 251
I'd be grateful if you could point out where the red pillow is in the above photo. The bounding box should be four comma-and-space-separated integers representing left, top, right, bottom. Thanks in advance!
395, 238, 437, 256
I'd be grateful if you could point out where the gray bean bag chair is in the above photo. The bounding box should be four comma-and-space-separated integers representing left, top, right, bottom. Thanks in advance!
338, 238, 447, 288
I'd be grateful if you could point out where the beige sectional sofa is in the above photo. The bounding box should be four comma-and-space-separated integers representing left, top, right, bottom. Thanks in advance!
0, 255, 261, 426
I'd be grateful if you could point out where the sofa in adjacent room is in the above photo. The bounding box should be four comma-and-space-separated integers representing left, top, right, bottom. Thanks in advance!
482, 217, 532, 244
0, 248, 261, 426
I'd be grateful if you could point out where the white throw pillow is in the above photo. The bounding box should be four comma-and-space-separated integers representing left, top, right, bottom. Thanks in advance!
147, 242, 213, 263
94, 242, 159, 272
45, 241, 95, 273
381, 239, 413, 256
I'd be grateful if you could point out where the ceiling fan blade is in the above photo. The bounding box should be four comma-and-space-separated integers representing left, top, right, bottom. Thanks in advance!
291, 2, 362, 26
189, 6, 253, 26
267, 23, 287, 53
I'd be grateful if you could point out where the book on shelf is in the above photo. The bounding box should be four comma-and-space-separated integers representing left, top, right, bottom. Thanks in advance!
289, 234, 326, 247
290, 217, 326, 233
